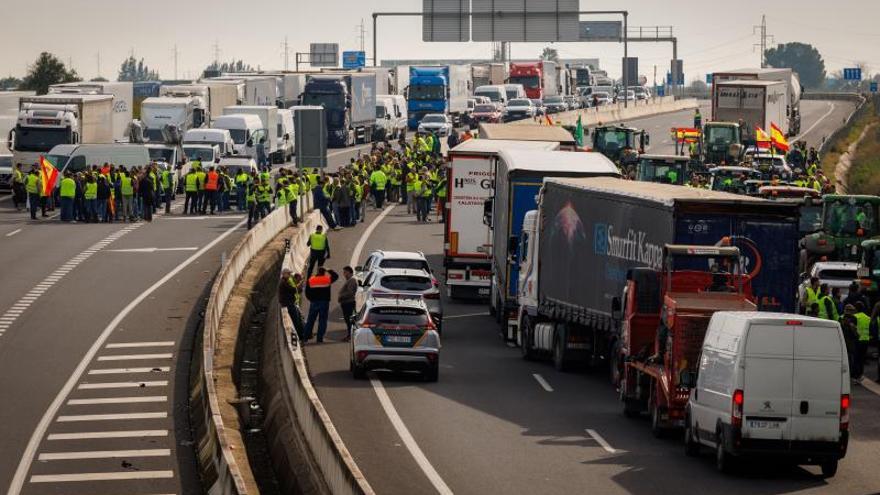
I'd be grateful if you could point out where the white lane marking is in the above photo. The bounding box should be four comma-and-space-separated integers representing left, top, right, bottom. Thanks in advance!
794, 102, 836, 142
38, 449, 171, 461
161, 216, 244, 221
57, 412, 168, 422
505, 342, 517, 348
97, 353, 173, 361
78, 381, 167, 389
88, 367, 170, 374
8, 218, 246, 495
585, 429, 617, 454
0, 224, 143, 339
861, 378, 880, 397
5, 229, 22, 237
106, 341, 175, 348
443, 312, 488, 319
30, 470, 174, 483
532, 373, 554, 392
347, 205, 452, 495
48, 430, 169, 440
68, 396, 167, 405
371, 378, 454, 495
105, 247, 200, 253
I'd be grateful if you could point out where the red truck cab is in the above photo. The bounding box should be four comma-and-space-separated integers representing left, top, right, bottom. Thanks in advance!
616, 245, 756, 436
509, 62, 544, 100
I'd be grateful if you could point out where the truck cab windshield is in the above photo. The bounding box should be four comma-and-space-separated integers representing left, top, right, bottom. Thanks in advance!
706, 126, 736, 145
301, 93, 345, 110
824, 201, 877, 236
509, 76, 539, 88
409, 85, 445, 101
183, 147, 214, 162
638, 161, 684, 184
595, 130, 632, 150
15, 127, 71, 152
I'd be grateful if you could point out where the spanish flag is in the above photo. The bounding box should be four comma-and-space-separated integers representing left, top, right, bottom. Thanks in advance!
39, 156, 59, 196
545, 114, 554, 126
755, 126, 772, 150
770, 123, 790, 152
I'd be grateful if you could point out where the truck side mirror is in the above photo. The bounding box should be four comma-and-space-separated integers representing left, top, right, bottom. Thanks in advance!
679, 370, 697, 389
7, 129, 15, 151
611, 297, 622, 320
284, 133, 290, 140
645, 134, 651, 146
483, 198, 494, 227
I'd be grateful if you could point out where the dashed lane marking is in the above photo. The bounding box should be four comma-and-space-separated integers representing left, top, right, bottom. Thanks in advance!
5, 228, 22, 237
88, 367, 170, 375
585, 429, 618, 454
77, 381, 168, 390
30, 471, 174, 483
57, 412, 168, 422
67, 396, 167, 405
532, 373, 554, 392
37, 449, 171, 461
97, 353, 173, 361
47, 430, 168, 440
106, 341, 175, 348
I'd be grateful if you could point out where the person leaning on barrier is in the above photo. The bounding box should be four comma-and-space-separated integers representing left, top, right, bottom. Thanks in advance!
280, 268, 305, 342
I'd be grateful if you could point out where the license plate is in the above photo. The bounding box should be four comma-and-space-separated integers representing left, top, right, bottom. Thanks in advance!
748, 420, 781, 429
478, 288, 490, 296
385, 335, 411, 344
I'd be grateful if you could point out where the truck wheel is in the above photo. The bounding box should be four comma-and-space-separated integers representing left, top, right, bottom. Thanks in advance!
684, 415, 701, 456
553, 332, 569, 372
820, 460, 838, 478
620, 378, 640, 418
520, 316, 535, 360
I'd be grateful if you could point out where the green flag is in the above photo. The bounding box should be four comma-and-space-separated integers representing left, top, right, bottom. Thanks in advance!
575, 115, 585, 147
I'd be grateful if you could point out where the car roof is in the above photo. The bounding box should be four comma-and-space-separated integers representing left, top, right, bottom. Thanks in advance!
714, 311, 840, 328
366, 295, 428, 309
371, 250, 427, 260
812, 262, 860, 271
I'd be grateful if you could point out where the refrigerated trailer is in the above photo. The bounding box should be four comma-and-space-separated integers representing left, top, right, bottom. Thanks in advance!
445, 139, 560, 299
713, 80, 788, 145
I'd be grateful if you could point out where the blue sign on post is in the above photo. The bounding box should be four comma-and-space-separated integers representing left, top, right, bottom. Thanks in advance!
843, 68, 862, 81
871, 81, 878, 93
342, 51, 366, 69
655, 85, 665, 97
706, 73, 713, 84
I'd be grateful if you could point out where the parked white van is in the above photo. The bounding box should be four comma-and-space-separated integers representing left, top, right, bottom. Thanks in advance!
474, 85, 508, 106
212, 114, 267, 158
503, 83, 527, 102
276, 108, 295, 161
682, 312, 849, 477
183, 129, 235, 156
47, 144, 150, 174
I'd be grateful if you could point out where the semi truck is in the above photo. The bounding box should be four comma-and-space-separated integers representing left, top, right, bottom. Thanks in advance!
159, 83, 239, 126
49, 81, 133, 143
9, 94, 114, 167
140, 97, 197, 143
445, 139, 561, 299
713, 68, 802, 136
508, 61, 559, 100
487, 150, 621, 341
471, 63, 508, 88
712, 80, 787, 146
406, 65, 471, 129
202, 75, 277, 106
515, 177, 801, 373
301, 73, 376, 147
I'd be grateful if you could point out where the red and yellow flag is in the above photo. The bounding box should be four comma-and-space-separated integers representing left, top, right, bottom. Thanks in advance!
545, 114, 554, 126
770, 123, 790, 152
39, 156, 58, 196
755, 126, 772, 150
672, 127, 701, 143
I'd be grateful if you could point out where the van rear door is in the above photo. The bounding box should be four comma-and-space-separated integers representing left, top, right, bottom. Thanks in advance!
790, 321, 845, 442
742, 323, 794, 442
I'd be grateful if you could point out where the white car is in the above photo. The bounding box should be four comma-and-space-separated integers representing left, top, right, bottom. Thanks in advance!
350, 295, 440, 381
798, 261, 860, 309
682, 312, 849, 477
356, 268, 443, 332
504, 98, 536, 121
356, 250, 435, 281
417, 114, 453, 137
217, 156, 259, 175
751, 152, 793, 178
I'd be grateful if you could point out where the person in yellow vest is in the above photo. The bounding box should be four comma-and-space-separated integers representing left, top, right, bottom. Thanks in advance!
12, 163, 26, 211
286, 175, 301, 226
83, 173, 98, 223
235, 168, 250, 211
412, 174, 428, 222
801, 276, 820, 314
160, 166, 173, 214
851, 302, 871, 381
58, 171, 76, 222
369, 167, 388, 208
306, 225, 330, 277
817, 284, 839, 321
117, 169, 134, 222
195, 164, 208, 213
256, 177, 273, 218
406, 168, 418, 214
182, 168, 199, 215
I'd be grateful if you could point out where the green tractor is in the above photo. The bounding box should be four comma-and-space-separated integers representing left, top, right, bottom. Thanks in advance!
590, 124, 649, 168
858, 240, 880, 304
800, 194, 880, 271
702, 122, 744, 166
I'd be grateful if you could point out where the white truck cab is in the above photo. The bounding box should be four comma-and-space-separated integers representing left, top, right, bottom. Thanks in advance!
683, 312, 850, 477
211, 115, 266, 157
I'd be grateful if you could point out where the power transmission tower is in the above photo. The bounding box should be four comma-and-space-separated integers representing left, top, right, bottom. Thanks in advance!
96, 52, 101, 79
753, 15, 774, 68
173, 44, 180, 79
281, 37, 293, 70
357, 19, 368, 52
212, 41, 221, 68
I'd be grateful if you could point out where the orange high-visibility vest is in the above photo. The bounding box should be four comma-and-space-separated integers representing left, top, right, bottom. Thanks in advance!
205, 171, 219, 191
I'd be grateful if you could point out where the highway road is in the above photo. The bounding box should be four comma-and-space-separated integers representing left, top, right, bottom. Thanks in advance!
0, 100, 863, 495
301, 102, 880, 495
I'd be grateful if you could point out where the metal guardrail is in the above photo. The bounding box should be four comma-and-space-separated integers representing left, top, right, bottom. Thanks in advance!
192, 194, 313, 495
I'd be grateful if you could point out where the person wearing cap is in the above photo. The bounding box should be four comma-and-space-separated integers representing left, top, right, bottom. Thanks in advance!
303, 267, 339, 343
306, 225, 330, 278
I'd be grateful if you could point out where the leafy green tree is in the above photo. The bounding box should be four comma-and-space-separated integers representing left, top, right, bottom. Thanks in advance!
90, 76, 109, 82
118, 56, 159, 82
0, 76, 22, 90
205, 59, 256, 74
764, 42, 826, 88
20, 52, 80, 95
541, 47, 560, 64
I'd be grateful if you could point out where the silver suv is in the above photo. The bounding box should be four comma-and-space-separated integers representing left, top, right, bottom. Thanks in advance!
350, 295, 440, 381
357, 268, 444, 332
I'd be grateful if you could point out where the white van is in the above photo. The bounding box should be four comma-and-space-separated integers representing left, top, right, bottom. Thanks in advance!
389, 94, 407, 138
375, 97, 396, 140
474, 85, 508, 106
276, 108, 294, 161
503, 84, 527, 102
183, 129, 236, 156
212, 114, 267, 158
47, 144, 150, 174
683, 312, 849, 477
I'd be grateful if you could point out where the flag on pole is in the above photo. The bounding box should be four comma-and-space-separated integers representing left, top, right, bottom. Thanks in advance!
545, 114, 553, 126
39, 156, 58, 196
755, 126, 772, 150
575, 115, 585, 147
770, 123, 790, 152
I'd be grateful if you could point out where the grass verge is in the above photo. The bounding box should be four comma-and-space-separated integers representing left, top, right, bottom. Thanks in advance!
848, 121, 880, 194
820, 101, 876, 179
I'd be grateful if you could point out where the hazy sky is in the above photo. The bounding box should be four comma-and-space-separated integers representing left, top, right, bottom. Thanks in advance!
2, 0, 878, 82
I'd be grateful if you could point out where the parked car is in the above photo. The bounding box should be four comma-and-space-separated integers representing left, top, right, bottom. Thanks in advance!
470, 103, 504, 124
504, 98, 536, 121
564, 95, 580, 110
633, 86, 651, 100
543, 95, 568, 114
356, 267, 443, 332
356, 250, 436, 283
683, 312, 849, 477
349, 295, 440, 381
592, 92, 612, 107
751, 152, 793, 179
798, 261, 860, 309
417, 114, 454, 137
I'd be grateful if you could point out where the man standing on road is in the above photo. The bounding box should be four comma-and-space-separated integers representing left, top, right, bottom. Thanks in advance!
303, 267, 339, 343
369, 166, 387, 208
12, 164, 26, 212
25, 167, 42, 219
338, 266, 358, 342
58, 171, 75, 222
256, 138, 268, 169
183, 168, 199, 215
205, 166, 220, 215
306, 225, 330, 277
139, 169, 154, 222
235, 168, 250, 211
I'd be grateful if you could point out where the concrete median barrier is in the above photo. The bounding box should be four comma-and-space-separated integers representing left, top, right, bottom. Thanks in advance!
511, 96, 699, 128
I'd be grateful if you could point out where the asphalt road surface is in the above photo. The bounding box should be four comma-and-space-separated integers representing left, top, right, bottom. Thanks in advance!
0, 101, 862, 495
300, 101, 880, 495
